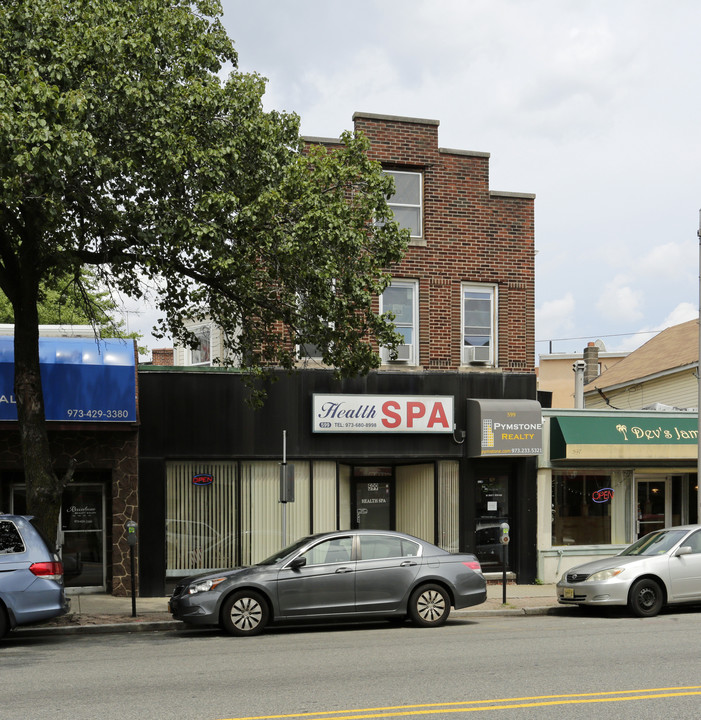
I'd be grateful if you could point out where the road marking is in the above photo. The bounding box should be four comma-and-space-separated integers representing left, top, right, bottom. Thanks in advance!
218, 686, 701, 720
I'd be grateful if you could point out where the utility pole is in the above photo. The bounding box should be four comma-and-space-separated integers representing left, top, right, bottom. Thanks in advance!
697, 210, 701, 523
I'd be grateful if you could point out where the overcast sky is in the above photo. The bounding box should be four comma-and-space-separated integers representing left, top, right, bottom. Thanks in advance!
129, 0, 701, 360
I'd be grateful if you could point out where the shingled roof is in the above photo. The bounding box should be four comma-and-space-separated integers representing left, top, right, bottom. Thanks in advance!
584, 318, 699, 392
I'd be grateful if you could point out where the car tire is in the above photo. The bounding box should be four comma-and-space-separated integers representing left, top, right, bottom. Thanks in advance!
628, 578, 664, 617
220, 590, 269, 636
408, 584, 451, 627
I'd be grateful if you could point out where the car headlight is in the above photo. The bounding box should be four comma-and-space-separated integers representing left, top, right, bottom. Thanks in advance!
586, 568, 624, 582
187, 577, 226, 595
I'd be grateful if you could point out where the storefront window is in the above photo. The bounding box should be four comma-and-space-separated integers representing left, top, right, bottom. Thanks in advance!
166, 461, 238, 576
552, 472, 612, 546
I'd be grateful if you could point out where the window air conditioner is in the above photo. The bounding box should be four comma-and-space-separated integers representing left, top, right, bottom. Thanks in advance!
389, 344, 412, 362
464, 345, 490, 365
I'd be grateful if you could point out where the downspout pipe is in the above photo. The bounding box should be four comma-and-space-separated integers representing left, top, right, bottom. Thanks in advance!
573, 360, 586, 409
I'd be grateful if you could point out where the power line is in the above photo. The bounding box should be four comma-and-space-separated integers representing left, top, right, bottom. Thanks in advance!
535, 329, 659, 345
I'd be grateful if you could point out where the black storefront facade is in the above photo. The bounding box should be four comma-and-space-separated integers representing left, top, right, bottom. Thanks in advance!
138, 367, 540, 597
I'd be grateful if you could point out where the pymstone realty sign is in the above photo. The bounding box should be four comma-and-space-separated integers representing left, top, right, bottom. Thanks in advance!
467, 399, 543, 457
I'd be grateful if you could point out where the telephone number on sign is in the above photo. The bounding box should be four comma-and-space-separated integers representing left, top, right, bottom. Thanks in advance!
66, 409, 131, 419
335, 422, 378, 429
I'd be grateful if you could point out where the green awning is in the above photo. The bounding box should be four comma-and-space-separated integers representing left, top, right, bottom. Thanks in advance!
550, 415, 698, 461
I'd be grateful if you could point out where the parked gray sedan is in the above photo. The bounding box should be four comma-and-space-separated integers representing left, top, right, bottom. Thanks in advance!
169, 530, 486, 635
557, 525, 701, 617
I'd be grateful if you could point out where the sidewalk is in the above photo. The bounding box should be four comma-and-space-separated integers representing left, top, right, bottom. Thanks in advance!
14, 583, 564, 637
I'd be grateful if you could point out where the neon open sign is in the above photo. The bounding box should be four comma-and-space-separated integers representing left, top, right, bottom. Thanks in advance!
192, 474, 213, 486
592, 488, 614, 503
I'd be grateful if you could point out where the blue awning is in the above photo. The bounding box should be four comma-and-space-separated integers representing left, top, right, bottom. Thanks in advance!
0, 337, 137, 422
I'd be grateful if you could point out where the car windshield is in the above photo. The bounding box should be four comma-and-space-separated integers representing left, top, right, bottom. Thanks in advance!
256, 535, 318, 566
620, 529, 688, 556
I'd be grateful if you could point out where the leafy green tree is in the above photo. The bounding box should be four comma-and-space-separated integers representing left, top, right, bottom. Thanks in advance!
0, 0, 407, 541
0, 268, 135, 335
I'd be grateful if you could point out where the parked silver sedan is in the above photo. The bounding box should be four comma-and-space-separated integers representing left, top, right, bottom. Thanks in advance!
557, 525, 701, 617
169, 530, 486, 635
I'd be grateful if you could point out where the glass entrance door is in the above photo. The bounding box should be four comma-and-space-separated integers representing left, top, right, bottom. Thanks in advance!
475, 473, 510, 571
352, 467, 393, 530
60, 484, 106, 588
637, 478, 670, 539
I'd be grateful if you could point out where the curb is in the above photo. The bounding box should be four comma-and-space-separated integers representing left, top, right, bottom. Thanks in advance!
12, 605, 571, 637
14, 620, 182, 637
455, 605, 569, 618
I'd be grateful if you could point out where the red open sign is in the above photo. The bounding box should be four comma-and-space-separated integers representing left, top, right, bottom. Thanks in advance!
592, 488, 614, 503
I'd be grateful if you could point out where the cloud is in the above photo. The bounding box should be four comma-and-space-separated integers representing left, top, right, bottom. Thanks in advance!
595, 276, 644, 323
662, 302, 698, 328
608, 302, 699, 353
536, 293, 575, 342
634, 241, 697, 283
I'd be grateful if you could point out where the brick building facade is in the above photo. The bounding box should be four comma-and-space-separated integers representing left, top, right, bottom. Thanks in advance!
306, 112, 535, 374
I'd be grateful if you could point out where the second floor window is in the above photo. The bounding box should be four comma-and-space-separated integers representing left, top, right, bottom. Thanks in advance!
381, 281, 418, 364
385, 170, 422, 238
189, 324, 211, 366
462, 284, 496, 366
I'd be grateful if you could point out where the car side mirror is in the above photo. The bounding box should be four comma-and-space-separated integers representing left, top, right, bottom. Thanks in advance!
675, 546, 692, 556
288, 556, 307, 570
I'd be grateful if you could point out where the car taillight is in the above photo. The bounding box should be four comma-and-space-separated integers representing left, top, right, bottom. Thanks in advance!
463, 560, 482, 572
29, 561, 63, 581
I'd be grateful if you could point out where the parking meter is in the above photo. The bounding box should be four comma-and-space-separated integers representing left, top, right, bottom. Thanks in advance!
126, 520, 137, 547
125, 521, 137, 616
499, 522, 510, 604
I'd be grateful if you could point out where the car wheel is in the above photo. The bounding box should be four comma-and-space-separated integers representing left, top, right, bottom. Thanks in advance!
628, 578, 664, 617
408, 584, 450, 627
221, 590, 269, 636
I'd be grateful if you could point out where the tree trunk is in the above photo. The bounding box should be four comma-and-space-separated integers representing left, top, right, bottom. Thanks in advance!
13, 293, 62, 548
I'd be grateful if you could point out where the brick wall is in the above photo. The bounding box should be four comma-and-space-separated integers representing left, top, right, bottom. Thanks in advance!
351, 112, 536, 373
151, 348, 174, 366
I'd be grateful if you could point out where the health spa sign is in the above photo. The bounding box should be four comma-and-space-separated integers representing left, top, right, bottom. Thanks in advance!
312, 394, 454, 433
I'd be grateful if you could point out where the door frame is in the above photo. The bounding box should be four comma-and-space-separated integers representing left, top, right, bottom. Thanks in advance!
635, 475, 671, 539
350, 466, 395, 530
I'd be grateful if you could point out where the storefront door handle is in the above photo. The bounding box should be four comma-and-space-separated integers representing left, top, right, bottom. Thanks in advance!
400, 560, 417, 567
335, 566, 353, 573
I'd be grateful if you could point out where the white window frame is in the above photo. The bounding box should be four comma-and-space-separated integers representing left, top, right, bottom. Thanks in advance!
188, 323, 212, 366
461, 283, 497, 367
380, 280, 419, 365
385, 170, 423, 238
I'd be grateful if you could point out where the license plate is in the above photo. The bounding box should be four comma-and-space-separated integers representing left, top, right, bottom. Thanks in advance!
564, 587, 574, 599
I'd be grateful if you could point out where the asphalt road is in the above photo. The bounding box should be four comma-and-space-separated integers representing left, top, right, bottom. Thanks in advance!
4, 608, 701, 719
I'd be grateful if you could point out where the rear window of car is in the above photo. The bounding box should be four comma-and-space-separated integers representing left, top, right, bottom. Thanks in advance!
359, 536, 420, 560
0, 520, 26, 554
